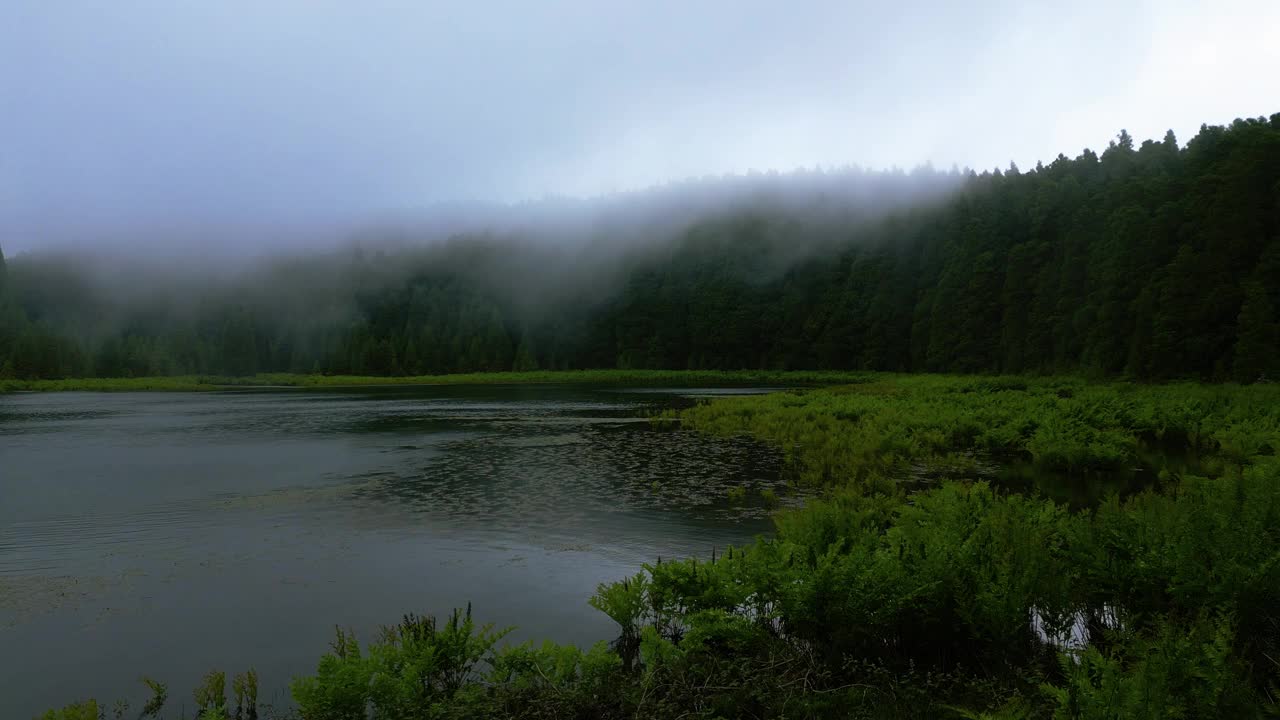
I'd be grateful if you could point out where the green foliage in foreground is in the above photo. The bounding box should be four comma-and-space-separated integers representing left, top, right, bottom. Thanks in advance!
0, 369, 874, 393
37, 378, 1280, 718
277, 466, 1278, 718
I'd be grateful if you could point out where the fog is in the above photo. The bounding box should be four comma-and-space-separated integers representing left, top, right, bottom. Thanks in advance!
1, 164, 964, 342
4, 0, 1278, 256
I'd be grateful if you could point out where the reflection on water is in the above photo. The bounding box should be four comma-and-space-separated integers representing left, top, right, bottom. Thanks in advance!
0, 384, 784, 718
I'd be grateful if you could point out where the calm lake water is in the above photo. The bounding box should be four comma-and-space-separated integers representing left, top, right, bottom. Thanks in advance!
0, 385, 784, 718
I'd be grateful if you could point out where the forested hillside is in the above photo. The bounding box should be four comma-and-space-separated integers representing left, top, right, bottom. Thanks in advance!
2, 114, 1278, 382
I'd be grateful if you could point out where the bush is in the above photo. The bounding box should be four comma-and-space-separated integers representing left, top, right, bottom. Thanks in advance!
292, 608, 509, 720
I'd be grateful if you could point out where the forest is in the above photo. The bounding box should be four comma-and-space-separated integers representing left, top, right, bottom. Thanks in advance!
3, 114, 1278, 384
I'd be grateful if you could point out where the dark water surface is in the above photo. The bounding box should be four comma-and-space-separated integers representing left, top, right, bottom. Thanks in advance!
0, 385, 784, 717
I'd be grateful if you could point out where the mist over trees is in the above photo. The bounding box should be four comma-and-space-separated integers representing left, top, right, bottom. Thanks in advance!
2, 114, 1278, 382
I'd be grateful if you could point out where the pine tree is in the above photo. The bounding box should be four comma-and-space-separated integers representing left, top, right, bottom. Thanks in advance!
512, 326, 539, 371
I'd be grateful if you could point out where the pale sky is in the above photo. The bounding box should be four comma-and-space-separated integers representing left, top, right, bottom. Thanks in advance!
2, 0, 1278, 251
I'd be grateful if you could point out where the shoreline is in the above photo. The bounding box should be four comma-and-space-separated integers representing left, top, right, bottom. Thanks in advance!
0, 369, 879, 393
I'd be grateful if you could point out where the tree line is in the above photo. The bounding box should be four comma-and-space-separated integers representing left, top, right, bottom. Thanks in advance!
2, 114, 1277, 382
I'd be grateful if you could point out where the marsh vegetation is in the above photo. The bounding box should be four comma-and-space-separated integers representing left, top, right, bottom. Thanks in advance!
28, 374, 1280, 718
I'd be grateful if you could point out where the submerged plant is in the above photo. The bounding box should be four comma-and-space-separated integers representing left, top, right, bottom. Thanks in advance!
759, 487, 779, 508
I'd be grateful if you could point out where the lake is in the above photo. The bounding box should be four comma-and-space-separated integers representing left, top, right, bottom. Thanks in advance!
0, 385, 784, 718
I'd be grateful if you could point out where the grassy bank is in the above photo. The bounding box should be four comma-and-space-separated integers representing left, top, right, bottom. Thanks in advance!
36, 375, 1280, 719
1, 369, 877, 393
1, 375, 232, 392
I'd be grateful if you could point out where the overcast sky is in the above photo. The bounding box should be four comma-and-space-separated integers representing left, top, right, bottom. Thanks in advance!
2, 0, 1278, 252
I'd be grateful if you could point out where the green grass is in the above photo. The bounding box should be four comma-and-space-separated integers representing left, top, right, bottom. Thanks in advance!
0, 369, 877, 393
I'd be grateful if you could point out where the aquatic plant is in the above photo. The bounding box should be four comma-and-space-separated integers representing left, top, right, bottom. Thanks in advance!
589, 573, 649, 670
759, 487, 779, 508
140, 678, 167, 718
194, 671, 227, 719
36, 700, 99, 720
291, 607, 510, 720
231, 671, 257, 720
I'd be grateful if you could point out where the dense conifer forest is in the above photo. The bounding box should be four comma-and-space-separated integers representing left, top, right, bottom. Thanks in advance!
2, 114, 1278, 382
